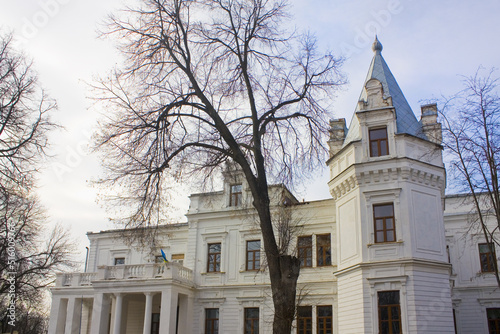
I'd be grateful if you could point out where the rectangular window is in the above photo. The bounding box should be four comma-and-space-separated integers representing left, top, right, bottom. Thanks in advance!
316, 234, 332, 266
369, 127, 389, 157
317, 305, 333, 334
378, 291, 402, 334
207, 243, 221, 272
151, 313, 160, 334
298, 236, 313, 268
205, 308, 219, 334
155, 255, 165, 263
246, 240, 261, 271
114, 257, 125, 265
479, 243, 496, 273
488, 308, 500, 334
230, 184, 242, 206
244, 308, 259, 334
373, 203, 396, 243
172, 253, 184, 266
297, 306, 312, 334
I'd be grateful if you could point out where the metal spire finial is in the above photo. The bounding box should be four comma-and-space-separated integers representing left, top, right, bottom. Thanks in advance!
372, 35, 383, 53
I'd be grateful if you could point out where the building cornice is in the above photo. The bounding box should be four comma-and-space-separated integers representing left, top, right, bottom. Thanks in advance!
334, 258, 452, 278
329, 157, 446, 200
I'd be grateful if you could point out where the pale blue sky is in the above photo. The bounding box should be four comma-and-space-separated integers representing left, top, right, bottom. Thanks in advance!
1, 0, 499, 264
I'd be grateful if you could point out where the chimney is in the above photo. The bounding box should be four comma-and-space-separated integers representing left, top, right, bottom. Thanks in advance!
328, 118, 347, 157
420, 103, 442, 145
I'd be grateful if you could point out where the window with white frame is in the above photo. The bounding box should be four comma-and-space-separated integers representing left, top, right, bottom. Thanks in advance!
244, 308, 259, 334
205, 308, 219, 334
230, 184, 242, 206
207, 243, 221, 272
246, 240, 260, 271
378, 291, 402, 334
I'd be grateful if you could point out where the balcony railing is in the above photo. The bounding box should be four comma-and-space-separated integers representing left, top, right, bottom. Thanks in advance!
55, 262, 193, 287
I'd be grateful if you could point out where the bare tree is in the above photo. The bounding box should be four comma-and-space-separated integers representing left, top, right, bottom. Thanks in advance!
0, 188, 75, 333
93, 0, 344, 332
0, 34, 56, 193
0, 33, 73, 333
440, 68, 500, 286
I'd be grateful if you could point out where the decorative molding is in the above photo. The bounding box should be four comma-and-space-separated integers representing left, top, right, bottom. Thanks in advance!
330, 174, 358, 200
330, 165, 445, 200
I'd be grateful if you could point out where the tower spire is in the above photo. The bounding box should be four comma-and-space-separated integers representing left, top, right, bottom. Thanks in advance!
341, 37, 425, 147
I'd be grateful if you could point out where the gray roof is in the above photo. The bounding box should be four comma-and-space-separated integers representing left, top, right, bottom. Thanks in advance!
343, 38, 425, 147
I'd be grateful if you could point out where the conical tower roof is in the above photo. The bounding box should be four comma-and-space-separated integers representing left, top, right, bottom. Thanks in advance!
343, 37, 425, 146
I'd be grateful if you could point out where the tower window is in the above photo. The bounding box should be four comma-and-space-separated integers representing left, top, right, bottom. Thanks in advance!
373, 203, 396, 243
230, 184, 242, 206
479, 243, 496, 273
378, 291, 402, 334
369, 127, 389, 157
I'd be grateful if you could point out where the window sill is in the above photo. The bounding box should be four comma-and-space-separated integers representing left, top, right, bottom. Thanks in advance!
201, 271, 226, 275
367, 240, 404, 247
299, 265, 335, 270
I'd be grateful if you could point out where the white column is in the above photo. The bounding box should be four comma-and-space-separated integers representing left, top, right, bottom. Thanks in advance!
112, 293, 124, 334
158, 287, 178, 333
142, 293, 154, 334
177, 293, 194, 334
65, 297, 82, 334
47, 296, 67, 334
90, 293, 111, 334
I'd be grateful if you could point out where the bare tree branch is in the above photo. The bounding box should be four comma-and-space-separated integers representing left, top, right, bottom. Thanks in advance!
440, 67, 500, 286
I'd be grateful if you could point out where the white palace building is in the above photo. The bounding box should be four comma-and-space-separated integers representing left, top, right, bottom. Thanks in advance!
48, 39, 500, 334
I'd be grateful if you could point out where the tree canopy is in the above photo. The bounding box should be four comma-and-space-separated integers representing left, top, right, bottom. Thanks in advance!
93, 1, 344, 332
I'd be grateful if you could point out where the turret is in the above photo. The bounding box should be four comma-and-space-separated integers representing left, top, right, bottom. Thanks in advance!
328, 37, 454, 333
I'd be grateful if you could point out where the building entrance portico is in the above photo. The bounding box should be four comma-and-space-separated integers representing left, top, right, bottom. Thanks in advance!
48, 262, 194, 334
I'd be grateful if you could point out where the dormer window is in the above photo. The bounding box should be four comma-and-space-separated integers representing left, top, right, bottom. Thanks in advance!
230, 184, 242, 206
369, 127, 389, 157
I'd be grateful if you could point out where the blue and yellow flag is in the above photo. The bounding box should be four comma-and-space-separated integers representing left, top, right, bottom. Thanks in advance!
160, 249, 168, 263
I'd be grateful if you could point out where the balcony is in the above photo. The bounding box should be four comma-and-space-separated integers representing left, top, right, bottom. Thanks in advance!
55, 262, 193, 287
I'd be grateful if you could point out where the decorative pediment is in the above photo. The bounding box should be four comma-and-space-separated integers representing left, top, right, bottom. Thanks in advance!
358, 79, 393, 110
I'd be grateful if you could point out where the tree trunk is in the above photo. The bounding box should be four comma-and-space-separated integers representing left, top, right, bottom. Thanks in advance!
251, 181, 301, 334
271, 255, 301, 334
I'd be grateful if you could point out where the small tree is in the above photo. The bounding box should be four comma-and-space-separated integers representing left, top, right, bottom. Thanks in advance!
0, 33, 73, 333
93, 0, 344, 332
440, 68, 500, 285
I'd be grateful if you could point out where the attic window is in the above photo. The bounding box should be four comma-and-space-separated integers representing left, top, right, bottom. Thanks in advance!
230, 184, 242, 206
369, 127, 389, 157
